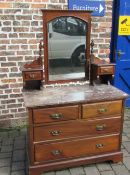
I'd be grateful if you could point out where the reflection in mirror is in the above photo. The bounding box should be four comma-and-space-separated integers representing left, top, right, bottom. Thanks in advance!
48, 16, 87, 81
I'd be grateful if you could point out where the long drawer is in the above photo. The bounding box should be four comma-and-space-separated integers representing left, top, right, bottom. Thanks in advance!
34, 117, 121, 142
82, 100, 122, 119
35, 134, 120, 162
33, 105, 79, 124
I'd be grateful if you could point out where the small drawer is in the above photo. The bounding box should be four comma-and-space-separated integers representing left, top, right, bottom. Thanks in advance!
82, 100, 122, 119
34, 117, 121, 142
24, 71, 42, 81
34, 134, 119, 162
33, 105, 79, 124
99, 66, 114, 75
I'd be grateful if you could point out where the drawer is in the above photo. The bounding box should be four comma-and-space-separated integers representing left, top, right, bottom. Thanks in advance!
99, 66, 114, 75
34, 117, 121, 142
33, 105, 79, 124
35, 134, 119, 162
82, 100, 122, 119
24, 71, 42, 81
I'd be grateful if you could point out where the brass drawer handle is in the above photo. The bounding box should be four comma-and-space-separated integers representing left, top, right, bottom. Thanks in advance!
50, 113, 63, 119
96, 143, 104, 148
50, 130, 62, 136
98, 108, 107, 113
96, 124, 106, 131
51, 150, 62, 156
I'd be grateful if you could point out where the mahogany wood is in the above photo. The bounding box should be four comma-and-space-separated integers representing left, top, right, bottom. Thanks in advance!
99, 66, 114, 75
23, 71, 43, 81
34, 117, 121, 142
90, 56, 116, 85
35, 134, 120, 162
21, 10, 129, 175
23, 84, 128, 175
33, 105, 79, 124
22, 40, 44, 89
41, 10, 92, 84
29, 152, 123, 175
82, 100, 122, 119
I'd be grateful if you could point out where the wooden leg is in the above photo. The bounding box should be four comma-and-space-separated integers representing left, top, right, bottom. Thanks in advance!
29, 167, 44, 175
111, 153, 123, 163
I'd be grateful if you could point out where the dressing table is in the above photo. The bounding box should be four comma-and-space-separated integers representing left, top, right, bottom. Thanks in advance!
22, 10, 128, 175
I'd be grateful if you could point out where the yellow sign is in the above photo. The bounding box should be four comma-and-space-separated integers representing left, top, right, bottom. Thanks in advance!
118, 16, 130, 35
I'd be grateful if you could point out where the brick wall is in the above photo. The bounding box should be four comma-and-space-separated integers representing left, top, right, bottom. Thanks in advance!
0, 0, 113, 127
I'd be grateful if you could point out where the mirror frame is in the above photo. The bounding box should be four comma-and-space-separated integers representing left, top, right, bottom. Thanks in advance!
41, 10, 92, 84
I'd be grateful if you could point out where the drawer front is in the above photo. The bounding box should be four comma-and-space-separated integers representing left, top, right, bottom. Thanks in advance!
99, 66, 114, 75
82, 100, 122, 119
34, 117, 121, 142
33, 105, 79, 124
35, 134, 119, 162
24, 71, 42, 81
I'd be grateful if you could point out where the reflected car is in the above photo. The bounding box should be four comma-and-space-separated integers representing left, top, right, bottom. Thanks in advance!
48, 16, 87, 66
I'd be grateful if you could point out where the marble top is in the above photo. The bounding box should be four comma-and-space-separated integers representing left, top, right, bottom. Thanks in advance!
23, 84, 128, 108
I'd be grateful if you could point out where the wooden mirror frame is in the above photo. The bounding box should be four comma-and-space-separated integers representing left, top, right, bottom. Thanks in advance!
41, 10, 92, 84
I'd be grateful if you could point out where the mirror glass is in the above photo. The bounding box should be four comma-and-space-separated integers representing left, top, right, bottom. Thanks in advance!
48, 16, 87, 81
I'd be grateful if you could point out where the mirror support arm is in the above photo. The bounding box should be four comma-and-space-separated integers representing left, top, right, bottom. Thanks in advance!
89, 40, 95, 85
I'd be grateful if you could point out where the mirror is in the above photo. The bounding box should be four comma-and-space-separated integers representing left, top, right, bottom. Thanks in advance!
42, 10, 91, 84
48, 16, 87, 81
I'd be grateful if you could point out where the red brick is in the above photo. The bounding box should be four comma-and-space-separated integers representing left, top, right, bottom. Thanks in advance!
16, 15, 32, 20
10, 93, 23, 98
0, 90, 3, 94
13, 89, 21, 93
0, 34, 7, 38
0, 45, 6, 50
17, 50, 32, 55
0, 15, 14, 20
8, 45, 19, 50
31, 4, 46, 8
2, 110, 10, 114
0, 3, 12, 8
1, 99, 16, 104
10, 83, 23, 88
11, 39, 27, 44
25, 0, 32, 2
13, 27, 29, 32
1, 62, 16, 67
28, 39, 40, 44
0, 74, 7, 78
47, 4, 62, 9
13, 3, 29, 8
10, 67, 18, 72
0, 40, 10, 44
0, 84, 9, 89
8, 56, 23, 61
3, 21, 11, 26
7, 104, 22, 108
10, 109, 18, 113
18, 108, 26, 112
0, 68, 9, 72
4, 89, 12, 94
9, 33, 18, 38
1, 79, 16, 84
19, 33, 35, 38
33, 15, 42, 20
2, 27, 12, 32
40, 0, 49, 2
30, 45, 38, 49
